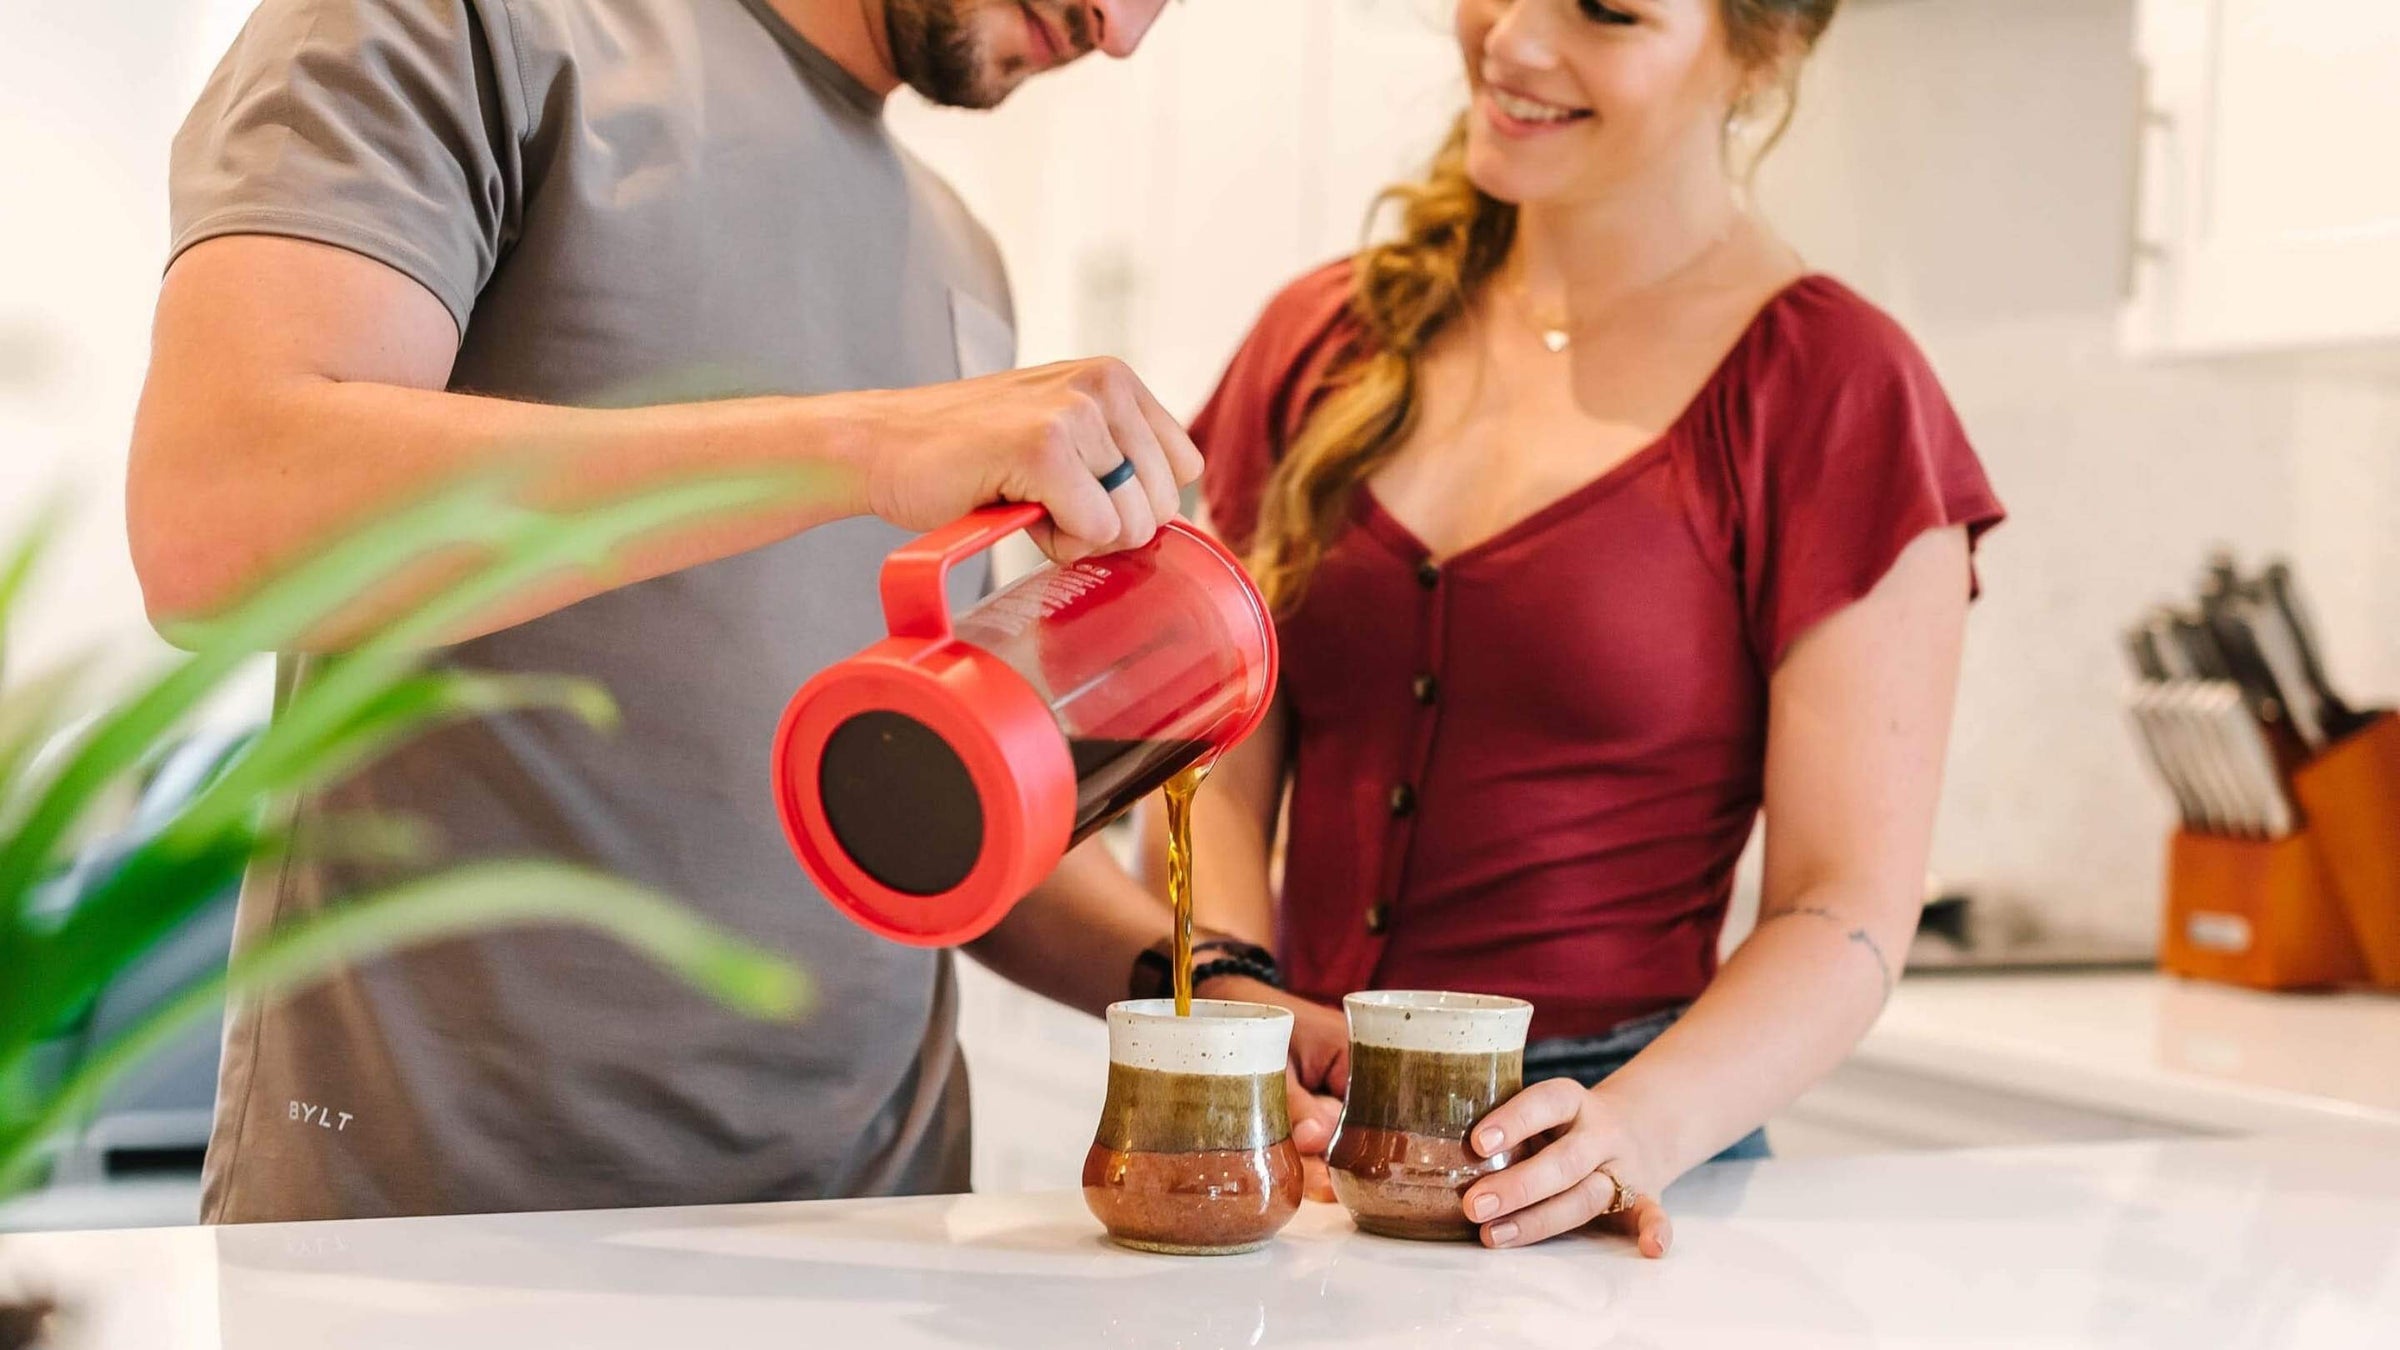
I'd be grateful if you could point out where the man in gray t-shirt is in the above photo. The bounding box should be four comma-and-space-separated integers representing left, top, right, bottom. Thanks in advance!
131, 0, 1219, 1223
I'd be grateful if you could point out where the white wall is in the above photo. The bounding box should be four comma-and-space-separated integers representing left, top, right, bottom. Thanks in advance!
1, 2, 261, 696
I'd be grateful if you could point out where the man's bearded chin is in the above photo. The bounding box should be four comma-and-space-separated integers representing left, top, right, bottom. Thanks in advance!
886, 0, 1022, 110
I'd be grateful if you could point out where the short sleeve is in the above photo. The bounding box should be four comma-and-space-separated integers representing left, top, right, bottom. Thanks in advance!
168, 0, 528, 335
1191, 261, 1361, 554
1723, 281, 2006, 670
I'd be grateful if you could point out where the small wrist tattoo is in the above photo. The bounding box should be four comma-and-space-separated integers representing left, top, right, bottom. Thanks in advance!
1760, 905, 1895, 999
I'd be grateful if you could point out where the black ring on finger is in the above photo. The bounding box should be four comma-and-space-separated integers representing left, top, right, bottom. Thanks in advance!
1096, 457, 1139, 494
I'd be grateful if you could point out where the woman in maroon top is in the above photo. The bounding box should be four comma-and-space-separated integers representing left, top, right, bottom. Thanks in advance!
1144, 0, 2003, 1254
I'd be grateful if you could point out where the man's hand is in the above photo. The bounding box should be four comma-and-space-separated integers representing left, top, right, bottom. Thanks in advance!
1198, 974, 1347, 1202
1283, 1070, 1341, 1203
851, 357, 1201, 563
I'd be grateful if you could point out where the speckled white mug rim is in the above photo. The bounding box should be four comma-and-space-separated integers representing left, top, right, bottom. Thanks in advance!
1106, 999, 1293, 1077
1343, 990, 1533, 1054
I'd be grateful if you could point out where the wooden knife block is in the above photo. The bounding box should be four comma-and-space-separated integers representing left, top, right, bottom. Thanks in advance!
2291, 711, 2400, 989
2161, 711, 2400, 993
2161, 829, 2369, 992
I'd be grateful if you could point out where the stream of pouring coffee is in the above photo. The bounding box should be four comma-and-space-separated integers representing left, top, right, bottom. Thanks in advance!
1162, 761, 1213, 1017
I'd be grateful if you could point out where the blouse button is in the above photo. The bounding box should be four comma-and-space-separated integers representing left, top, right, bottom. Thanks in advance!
1388, 784, 1417, 818
1415, 560, 1441, 590
1365, 904, 1390, 936
1411, 673, 1439, 705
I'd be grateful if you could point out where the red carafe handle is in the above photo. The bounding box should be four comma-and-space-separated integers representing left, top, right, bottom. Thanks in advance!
880, 502, 1049, 642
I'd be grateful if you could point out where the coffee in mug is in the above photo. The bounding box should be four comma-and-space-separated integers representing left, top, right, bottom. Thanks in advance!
1327, 990, 1534, 1241
1083, 999, 1304, 1255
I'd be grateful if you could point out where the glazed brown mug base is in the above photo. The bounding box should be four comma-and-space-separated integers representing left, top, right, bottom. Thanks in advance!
1082, 1140, 1305, 1255
1326, 1123, 1517, 1242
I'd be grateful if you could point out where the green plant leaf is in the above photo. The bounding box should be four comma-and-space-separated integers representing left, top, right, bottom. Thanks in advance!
0, 466, 816, 973
0, 463, 833, 1197
172, 670, 617, 846
279, 811, 434, 869
0, 825, 263, 1077
5, 671, 617, 1062
167, 469, 810, 848
0, 860, 811, 1193
0, 502, 63, 685
0, 654, 93, 826
0, 477, 529, 925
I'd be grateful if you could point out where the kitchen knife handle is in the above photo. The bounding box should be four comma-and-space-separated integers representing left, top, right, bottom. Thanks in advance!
2265, 562, 2361, 735
2161, 682, 2233, 834
2124, 627, 2171, 683
2127, 685, 2200, 829
2214, 684, 2296, 839
2148, 612, 2195, 681
2232, 590, 2326, 753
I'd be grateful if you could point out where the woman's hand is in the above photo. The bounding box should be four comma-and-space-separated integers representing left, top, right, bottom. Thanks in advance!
1200, 975, 1347, 1202
1460, 1079, 1675, 1257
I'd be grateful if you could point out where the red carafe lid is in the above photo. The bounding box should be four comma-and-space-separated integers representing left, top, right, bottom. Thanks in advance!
772, 505, 1080, 946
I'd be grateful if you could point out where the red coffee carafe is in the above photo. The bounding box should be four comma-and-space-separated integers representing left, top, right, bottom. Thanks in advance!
773, 503, 1278, 946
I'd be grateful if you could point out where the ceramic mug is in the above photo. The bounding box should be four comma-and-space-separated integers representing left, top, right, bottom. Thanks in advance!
1326, 990, 1535, 1241
1082, 999, 1305, 1255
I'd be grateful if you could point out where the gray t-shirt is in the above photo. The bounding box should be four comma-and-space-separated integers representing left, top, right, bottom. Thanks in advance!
173, 0, 1016, 1222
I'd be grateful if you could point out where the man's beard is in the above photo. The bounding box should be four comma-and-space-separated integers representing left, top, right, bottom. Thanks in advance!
885, 1, 1090, 110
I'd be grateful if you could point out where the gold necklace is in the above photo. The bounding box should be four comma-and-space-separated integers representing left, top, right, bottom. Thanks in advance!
1497, 213, 1749, 355
1500, 279, 1576, 354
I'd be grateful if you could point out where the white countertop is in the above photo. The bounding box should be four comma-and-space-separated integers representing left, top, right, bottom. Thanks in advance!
1857, 972, 2400, 1132
956, 966, 2400, 1191
3, 1129, 2396, 1349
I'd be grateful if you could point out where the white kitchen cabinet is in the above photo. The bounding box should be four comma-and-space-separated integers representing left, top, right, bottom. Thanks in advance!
2124, 0, 2400, 357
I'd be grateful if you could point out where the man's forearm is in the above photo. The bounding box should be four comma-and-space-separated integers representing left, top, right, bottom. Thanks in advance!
132, 374, 871, 647
129, 232, 1203, 650
967, 838, 1173, 1018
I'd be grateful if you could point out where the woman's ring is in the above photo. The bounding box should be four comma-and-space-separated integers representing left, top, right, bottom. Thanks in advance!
1096, 457, 1138, 493
1597, 1164, 1635, 1215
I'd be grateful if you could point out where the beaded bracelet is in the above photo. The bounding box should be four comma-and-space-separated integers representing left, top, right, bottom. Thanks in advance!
1128, 937, 1281, 1001
1186, 953, 1282, 994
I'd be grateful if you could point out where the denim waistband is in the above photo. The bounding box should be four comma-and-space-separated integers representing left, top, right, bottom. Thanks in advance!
1521, 1004, 1690, 1076
1519, 1004, 1772, 1164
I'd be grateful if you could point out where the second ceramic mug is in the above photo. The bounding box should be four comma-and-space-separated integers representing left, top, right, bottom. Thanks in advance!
1082, 999, 1304, 1255
1326, 990, 1535, 1240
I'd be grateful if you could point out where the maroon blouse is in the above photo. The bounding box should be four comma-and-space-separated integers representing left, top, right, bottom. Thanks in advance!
1193, 261, 2006, 1042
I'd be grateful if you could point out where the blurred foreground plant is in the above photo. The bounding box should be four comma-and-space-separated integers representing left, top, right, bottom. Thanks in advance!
0, 471, 822, 1202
